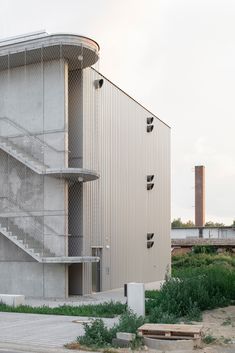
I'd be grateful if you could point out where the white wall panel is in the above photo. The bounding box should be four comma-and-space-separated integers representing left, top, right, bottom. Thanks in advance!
82, 68, 171, 291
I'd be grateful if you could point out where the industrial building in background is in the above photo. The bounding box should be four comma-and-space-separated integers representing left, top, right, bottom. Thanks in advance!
195, 165, 205, 236
0, 32, 171, 298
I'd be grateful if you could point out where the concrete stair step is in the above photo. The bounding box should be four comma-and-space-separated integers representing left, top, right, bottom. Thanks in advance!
0, 141, 46, 169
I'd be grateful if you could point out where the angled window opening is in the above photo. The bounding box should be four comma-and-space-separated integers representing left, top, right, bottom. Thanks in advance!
146, 117, 154, 124
147, 183, 154, 190
147, 233, 154, 241
147, 241, 154, 249
146, 125, 154, 133
147, 175, 154, 182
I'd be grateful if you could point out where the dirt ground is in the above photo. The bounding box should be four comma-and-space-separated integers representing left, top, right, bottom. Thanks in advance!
68, 306, 235, 353
115, 306, 235, 353
197, 305, 235, 352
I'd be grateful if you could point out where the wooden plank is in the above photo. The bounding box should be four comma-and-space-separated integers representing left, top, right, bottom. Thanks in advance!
144, 334, 199, 340
138, 324, 203, 334
141, 332, 196, 338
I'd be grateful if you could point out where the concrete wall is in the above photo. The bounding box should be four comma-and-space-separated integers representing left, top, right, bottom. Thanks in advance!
0, 234, 68, 297
171, 227, 235, 239
0, 59, 69, 297
82, 68, 171, 292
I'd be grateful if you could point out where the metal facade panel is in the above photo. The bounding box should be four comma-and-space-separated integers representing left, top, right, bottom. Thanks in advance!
82, 68, 171, 291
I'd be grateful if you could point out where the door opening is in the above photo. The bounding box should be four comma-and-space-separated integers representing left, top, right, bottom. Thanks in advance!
69, 263, 83, 295
92, 248, 102, 292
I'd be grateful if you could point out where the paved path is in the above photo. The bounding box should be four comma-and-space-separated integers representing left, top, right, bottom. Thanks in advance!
0, 282, 164, 352
25, 281, 164, 308
0, 312, 116, 348
0, 312, 235, 353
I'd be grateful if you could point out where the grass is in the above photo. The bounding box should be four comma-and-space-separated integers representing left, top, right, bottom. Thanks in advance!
0, 300, 126, 318
202, 334, 217, 344
222, 317, 232, 326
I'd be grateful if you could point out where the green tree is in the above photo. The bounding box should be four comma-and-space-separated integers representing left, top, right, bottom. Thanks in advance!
184, 220, 195, 228
205, 221, 225, 227
171, 218, 195, 228
171, 218, 183, 228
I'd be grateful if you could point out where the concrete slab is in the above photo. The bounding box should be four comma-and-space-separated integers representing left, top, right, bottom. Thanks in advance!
25, 280, 164, 308
112, 338, 130, 348
116, 332, 136, 341
144, 337, 195, 351
0, 294, 25, 307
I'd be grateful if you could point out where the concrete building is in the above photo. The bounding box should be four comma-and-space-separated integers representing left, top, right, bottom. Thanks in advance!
0, 32, 171, 298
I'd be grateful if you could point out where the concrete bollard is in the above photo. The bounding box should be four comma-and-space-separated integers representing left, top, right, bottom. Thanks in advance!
127, 282, 145, 317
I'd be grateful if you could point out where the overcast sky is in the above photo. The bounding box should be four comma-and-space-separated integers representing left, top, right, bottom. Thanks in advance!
1, 0, 235, 225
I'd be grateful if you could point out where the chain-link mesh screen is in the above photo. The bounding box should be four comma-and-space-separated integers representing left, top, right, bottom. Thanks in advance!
0, 37, 100, 262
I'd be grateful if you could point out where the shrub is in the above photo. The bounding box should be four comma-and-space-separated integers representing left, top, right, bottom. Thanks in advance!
115, 309, 145, 333
148, 306, 178, 324
145, 290, 160, 300
146, 265, 235, 322
193, 245, 217, 254
185, 301, 202, 322
77, 310, 145, 349
172, 253, 235, 273
78, 319, 114, 348
203, 334, 216, 344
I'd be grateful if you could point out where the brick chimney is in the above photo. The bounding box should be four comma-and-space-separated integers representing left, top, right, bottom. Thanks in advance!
195, 166, 205, 231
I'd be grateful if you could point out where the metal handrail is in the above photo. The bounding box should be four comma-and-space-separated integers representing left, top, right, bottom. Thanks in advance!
0, 216, 57, 257
0, 196, 61, 236
0, 116, 68, 153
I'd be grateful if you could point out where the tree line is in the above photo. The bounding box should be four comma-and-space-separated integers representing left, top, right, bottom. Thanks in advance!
171, 218, 235, 228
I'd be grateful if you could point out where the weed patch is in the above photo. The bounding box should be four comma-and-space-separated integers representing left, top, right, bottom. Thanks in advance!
203, 334, 216, 344
146, 265, 235, 322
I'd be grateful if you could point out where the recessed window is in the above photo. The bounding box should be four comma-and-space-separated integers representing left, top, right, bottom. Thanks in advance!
147, 175, 154, 182
147, 233, 155, 249
147, 183, 154, 190
147, 233, 154, 240
147, 125, 154, 133
146, 117, 154, 124
147, 241, 154, 249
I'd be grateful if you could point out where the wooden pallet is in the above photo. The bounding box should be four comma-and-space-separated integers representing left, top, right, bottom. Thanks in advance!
138, 324, 203, 340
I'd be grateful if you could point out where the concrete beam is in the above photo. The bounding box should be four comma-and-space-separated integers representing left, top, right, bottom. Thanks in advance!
41, 256, 100, 263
